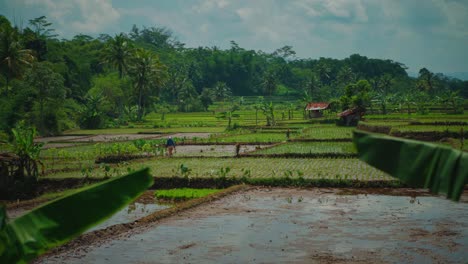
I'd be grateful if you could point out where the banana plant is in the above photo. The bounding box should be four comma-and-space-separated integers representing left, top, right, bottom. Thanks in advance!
353, 130, 468, 201
0, 168, 153, 263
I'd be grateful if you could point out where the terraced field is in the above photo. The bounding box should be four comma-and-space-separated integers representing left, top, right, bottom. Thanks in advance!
44, 157, 393, 181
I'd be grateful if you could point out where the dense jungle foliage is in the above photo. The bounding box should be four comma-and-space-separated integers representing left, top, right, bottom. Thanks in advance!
1, 15, 467, 136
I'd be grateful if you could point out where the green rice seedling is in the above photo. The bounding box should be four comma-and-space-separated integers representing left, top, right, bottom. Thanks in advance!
172, 164, 192, 178
241, 168, 252, 179
81, 166, 94, 179
217, 167, 231, 178
283, 170, 293, 178
155, 188, 221, 201
296, 170, 304, 177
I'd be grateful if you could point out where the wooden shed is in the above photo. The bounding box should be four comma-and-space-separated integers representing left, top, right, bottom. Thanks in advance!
338, 106, 365, 126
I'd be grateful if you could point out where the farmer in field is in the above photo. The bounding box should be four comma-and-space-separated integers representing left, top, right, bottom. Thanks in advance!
166, 136, 176, 157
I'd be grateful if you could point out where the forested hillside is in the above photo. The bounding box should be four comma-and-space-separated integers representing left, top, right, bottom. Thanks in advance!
1, 15, 467, 136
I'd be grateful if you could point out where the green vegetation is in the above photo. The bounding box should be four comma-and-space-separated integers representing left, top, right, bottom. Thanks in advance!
253, 142, 356, 154
1, 15, 467, 137
354, 131, 468, 201
297, 125, 354, 140
1, 10, 467, 264
44, 157, 393, 181
155, 188, 222, 201
0, 169, 153, 263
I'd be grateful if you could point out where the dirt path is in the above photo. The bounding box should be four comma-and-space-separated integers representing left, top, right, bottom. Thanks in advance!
36, 132, 214, 144
38, 188, 468, 264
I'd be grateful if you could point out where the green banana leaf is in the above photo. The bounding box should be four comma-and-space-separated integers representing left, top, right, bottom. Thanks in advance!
353, 130, 468, 201
0, 168, 153, 263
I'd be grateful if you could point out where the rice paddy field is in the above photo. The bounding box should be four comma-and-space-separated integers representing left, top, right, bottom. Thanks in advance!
33, 110, 468, 183
4, 108, 468, 263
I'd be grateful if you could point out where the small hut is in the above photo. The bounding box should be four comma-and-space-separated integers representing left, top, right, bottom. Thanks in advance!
305, 102, 330, 118
338, 106, 365, 126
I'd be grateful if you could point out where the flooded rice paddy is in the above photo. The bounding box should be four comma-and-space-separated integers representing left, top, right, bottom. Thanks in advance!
40, 188, 468, 264
86, 203, 169, 233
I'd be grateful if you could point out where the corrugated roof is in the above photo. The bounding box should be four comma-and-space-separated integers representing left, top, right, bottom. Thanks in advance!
338, 107, 365, 117
305, 102, 330, 111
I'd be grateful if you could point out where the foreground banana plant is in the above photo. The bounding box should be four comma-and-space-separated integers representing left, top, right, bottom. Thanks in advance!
0, 168, 153, 263
354, 130, 468, 201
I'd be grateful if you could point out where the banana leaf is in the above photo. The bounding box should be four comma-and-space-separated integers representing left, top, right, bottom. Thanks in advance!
353, 130, 468, 201
0, 168, 153, 263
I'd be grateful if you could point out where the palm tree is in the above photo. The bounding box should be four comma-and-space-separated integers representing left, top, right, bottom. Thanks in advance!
177, 82, 198, 112
211, 81, 232, 102
373, 74, 394, 114
304, 75, 319, 100
218, 104, 240, 129
417, 68, 435, 94
315, 62, 332, 86
399, 92, 415, 115
262, 71, 277, 96
337, 66, 356, 85
102, 33, 132, 79
253, 96, 264, 126
436, 90, 464, 114
128, 49, 166, 120
0, 24, 35, 95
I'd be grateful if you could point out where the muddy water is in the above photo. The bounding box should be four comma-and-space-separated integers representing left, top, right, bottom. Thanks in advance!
86, 203, 169, 233
8, 203, 169, 233
40, 188, 468, 264
173, 144, 262, 157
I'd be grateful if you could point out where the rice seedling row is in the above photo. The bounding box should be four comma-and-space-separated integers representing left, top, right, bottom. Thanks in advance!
252, 142, 356, 155
298, 125, 354, 140
44, 157, 394, 182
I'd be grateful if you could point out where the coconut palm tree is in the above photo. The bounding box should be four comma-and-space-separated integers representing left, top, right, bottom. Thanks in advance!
262, 71, 277, 96
128, 48, 166, 120
102, 33, 133, 79
211, 81, 232, 102
0, 24, 35, 95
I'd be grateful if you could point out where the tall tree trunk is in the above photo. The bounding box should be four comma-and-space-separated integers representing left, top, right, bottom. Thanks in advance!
255, 109, 258, 126
138, 84, 143, 121
39, 98, 45, 135
4, 74, 10, 96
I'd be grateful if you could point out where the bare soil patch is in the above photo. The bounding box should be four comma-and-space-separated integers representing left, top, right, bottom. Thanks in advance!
38, 187, 468, 264
35, 133, 214, 144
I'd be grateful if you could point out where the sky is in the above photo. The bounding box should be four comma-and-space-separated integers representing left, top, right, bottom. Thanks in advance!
1, 0, 468, 75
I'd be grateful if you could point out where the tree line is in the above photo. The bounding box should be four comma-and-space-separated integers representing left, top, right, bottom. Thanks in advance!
1, 15, 467, 136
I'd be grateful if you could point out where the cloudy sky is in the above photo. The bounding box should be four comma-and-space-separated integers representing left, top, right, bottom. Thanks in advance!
1, 0, 468, 74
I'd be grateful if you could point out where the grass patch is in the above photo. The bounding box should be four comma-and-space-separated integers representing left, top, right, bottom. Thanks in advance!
155, 188, 222, 201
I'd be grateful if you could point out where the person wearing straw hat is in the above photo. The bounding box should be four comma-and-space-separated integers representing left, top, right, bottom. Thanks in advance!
166, 136, 176, 157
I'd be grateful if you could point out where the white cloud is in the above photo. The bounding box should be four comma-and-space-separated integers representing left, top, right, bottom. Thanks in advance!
235, 8, 254, 20
70, 0, 120, 33
199, 23, 209, 33
22, 0, 74, 20
293, 0, 368, 22
192, 0, 230, 13
17, 0, 120, 35
6, 0, 467, 72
